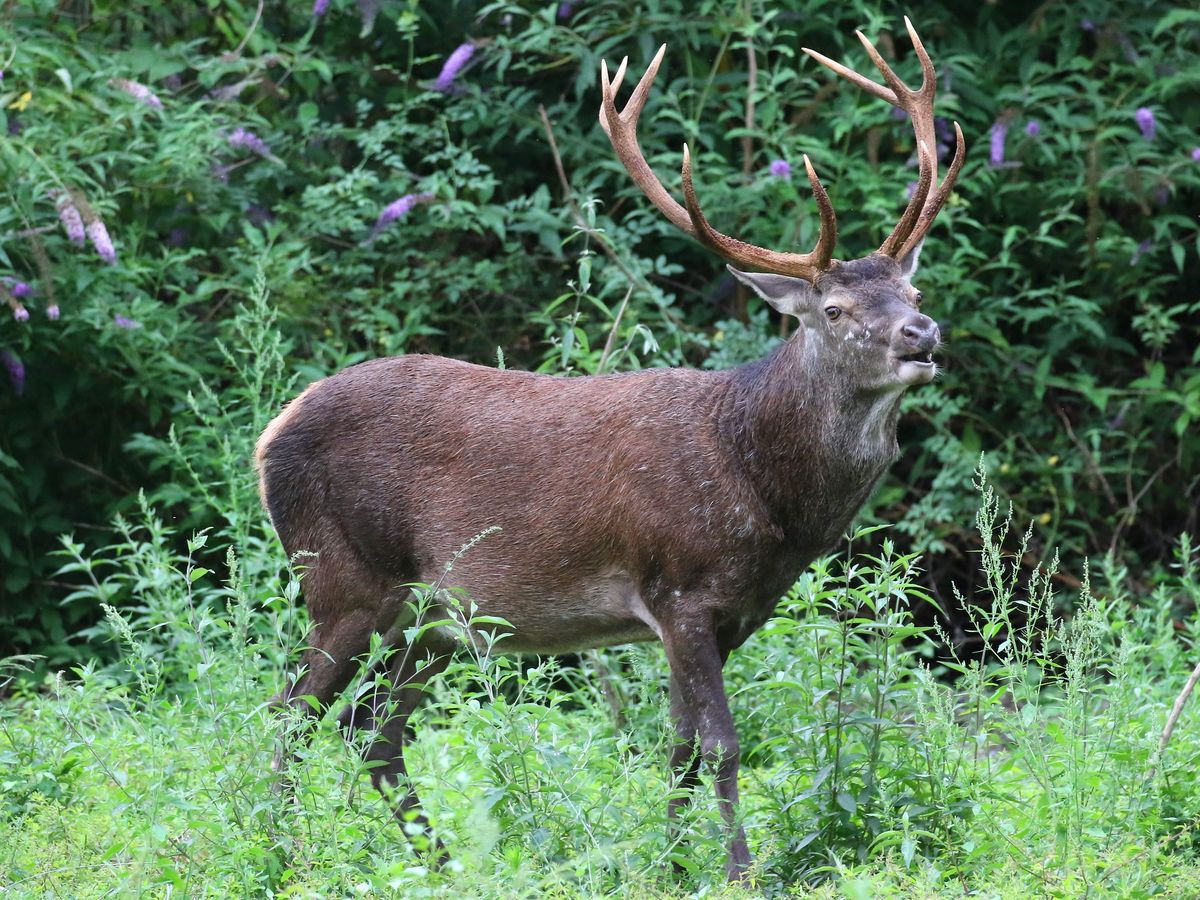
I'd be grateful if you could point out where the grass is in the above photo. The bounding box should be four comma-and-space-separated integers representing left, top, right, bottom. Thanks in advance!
4, 469, 1200, 898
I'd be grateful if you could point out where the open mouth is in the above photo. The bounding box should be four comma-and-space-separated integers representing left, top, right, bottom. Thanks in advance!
896, 350, 935, 366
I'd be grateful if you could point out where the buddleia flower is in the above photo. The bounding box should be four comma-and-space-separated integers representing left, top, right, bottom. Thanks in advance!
366, 192, 434, 244
87, 219, 117, 264
768, 159, 792, 179
1135, 107, 1156, 141
55, 193, 86, 246
1025, 120, 1041, 136
227, 127, 272, 158
47, 305, 60, 320
111, 78, 163, 109
988, 122, 1008, 167
434, 43, 475, 92
113, 314, 142, 329
313, 0, 330, 15
1, 350, 24, 396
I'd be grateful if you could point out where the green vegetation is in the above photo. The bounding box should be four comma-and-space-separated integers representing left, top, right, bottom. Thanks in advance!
1, 1, 1198, 895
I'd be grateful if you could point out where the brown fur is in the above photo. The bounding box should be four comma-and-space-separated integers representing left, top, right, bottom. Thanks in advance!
257, 251, 943, 879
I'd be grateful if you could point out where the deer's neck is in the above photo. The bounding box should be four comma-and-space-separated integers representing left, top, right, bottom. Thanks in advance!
722, 337, 903, 542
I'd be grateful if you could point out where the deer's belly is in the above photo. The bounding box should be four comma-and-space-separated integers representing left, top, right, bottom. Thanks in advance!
423, 567, 662, 654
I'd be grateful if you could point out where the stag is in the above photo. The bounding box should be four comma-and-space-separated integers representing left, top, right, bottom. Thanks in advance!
257, 18, 965, 880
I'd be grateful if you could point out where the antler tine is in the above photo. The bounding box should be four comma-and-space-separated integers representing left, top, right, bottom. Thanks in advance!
903, 15, 937, 96
681, 143, 837, 280
601, 47, 840, 279
599, 45, 695, 235
899, 121, 965, 259
804, 20, 961, 258
800, 46, 896, 105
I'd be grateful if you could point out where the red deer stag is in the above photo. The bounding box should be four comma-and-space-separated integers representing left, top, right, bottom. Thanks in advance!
257, 18, 965, 881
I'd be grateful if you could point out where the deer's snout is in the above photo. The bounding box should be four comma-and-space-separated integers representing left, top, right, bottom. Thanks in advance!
898, 314, 940, 352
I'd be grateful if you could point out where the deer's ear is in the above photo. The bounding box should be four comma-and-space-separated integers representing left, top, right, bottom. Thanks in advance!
727, 266, 817, 318
899, 239, 924, 281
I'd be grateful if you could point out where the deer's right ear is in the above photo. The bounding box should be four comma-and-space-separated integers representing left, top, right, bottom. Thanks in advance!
727, 266, 817, 318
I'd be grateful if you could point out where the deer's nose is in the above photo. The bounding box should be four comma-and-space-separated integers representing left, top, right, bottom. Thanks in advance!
900, 315, 940, 350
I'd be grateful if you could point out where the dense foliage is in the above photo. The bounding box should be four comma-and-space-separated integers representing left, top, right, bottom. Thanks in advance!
1, 0, 1197, 656
2, 1, 1200, 894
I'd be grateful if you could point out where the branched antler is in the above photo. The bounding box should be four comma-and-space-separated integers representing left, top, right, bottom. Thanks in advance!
599, 45, 838, 280
803, 16, 965, 259
599, 21, 965, 279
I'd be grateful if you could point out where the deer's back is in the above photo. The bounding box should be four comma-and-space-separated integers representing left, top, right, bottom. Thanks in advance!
256, 355, 786, 650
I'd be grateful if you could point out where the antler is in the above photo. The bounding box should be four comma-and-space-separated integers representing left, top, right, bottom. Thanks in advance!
803, 17, 965, 259
599, 45, 838, 281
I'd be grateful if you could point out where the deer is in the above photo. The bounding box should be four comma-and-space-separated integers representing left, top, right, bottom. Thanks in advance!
256, 17, 965, 882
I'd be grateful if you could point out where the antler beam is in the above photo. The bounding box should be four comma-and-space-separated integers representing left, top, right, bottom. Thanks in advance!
599, 21, 965, 278
803, 17, 965, 259
599, 45, 839, 281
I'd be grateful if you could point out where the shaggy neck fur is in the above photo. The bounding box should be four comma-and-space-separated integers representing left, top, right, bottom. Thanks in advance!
720, 329, 904, 541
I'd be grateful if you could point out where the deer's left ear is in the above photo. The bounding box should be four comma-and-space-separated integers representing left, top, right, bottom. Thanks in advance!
728, 266, 818, 318
899, 239, 924, 281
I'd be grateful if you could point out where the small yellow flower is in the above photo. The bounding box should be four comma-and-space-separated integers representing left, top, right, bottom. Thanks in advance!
1000, 463, 1011, 474
1038, 512, 1052, 525
186, 192, 194, 203
1047, 455, 1059, 466
8, 91, 32, 112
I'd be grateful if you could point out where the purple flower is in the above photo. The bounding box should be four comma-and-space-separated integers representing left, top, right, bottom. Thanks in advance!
769, 159, 792, 179
1130, 238, 1153, 265
367, 192, 434, 242
46, 304, 60, 320
989, 122, 1008, 167
905, 180, 919, 199
111, 78, 163, 109
557, 2, 575, 20
1135, 107, 1155, 141
57, 197, 86, 247
313, 0, 330, 15
434, 43, 475, 92
11, 282, 33, 298
86, 220, 117, 264
227, 127, 272, 157
1081, 19, 1095, 31
1025, 120, 1041, 137
1191, 147, 1200, 162
1, 350, 24, 396
113, 314, 142, 329
12, 305, 29, 322
245, 204, 275, 227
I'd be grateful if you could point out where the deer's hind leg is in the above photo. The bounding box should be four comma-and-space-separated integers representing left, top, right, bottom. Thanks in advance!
337, 626, 453, 858
270, 523, 402, 786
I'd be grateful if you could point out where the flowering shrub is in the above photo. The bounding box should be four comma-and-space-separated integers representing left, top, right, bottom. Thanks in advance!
0, 1, 1197, 658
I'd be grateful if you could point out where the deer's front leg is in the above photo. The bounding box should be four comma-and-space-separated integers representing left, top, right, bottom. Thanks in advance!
660, 613, 751, 882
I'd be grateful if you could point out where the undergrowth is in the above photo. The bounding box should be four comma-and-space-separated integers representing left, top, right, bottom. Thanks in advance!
3, 463, 1200, 897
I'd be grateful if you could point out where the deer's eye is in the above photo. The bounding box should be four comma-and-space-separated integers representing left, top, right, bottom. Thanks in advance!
825, 306, 842, 321
914, 291, 924, 305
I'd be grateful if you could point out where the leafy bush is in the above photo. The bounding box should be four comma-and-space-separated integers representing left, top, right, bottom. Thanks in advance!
5, 468, 1200, 894
0, 0, 1197, 698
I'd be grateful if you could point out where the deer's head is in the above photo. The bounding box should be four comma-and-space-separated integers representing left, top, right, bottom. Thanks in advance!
599, 18, 964, 393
